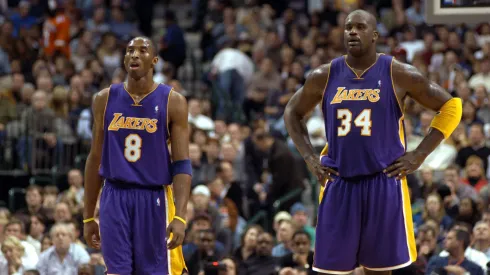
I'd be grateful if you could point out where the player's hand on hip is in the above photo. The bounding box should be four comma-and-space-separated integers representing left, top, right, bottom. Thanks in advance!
83, 221, 101, 249
167, 218, 185, 250
384, 151, 426, 180
304, 155, 338, 185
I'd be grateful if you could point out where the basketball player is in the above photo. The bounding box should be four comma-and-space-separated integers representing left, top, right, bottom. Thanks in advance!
82, 37, 191, 275
284, 10, 462, 275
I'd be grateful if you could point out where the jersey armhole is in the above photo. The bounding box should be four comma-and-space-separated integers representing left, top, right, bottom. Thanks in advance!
101, 84, 112, 129
390, 57, 404, 114
320, 63, 332, 113
166, 87, 174, 139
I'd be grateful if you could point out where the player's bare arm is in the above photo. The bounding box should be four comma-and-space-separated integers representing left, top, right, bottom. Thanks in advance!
385, 60, 462, 179
83, 88, 109, 249
166, 90, 192, 250
284, 64, 339, 184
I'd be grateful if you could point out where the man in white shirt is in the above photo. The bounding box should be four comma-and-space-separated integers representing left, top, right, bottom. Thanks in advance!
210, 42, 254, 121
36, 223, 89, 275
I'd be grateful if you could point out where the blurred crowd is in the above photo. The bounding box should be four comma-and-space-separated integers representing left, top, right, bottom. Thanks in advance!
1, 0, 490, 274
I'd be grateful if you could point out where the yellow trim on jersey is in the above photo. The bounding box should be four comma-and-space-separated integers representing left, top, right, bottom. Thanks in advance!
390, 57, 404, 114
401, 177, 417, 263
430, 97, 463, 139
343, 54, 382, 79
102, 85, 111, 129
164, 185, 187, 275
123, 82, 160, 106
318, 181, 326, 205
320, 63, 332, 115
398, 116, 406, 150
166, 88, 174, 138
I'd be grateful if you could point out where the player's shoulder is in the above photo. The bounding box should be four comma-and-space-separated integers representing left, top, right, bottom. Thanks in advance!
390, 57, 418, 76
307, 63, 332, 82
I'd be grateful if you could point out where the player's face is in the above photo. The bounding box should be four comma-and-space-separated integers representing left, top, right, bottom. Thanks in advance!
344, 13, 378, 57
124, 38, 158, 79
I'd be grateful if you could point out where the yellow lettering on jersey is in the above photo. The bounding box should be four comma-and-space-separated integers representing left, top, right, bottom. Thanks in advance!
330, 87, 381, 104
108, 113, 158, 133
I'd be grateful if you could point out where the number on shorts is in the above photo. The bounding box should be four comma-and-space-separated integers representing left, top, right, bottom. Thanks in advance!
337, 109, 372, 136
124, 134, 142, 162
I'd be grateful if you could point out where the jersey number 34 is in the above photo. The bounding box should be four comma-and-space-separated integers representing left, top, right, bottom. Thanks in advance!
337, 109, 372, 136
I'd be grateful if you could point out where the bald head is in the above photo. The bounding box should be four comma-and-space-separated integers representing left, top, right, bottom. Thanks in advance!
347, 10, 377, 29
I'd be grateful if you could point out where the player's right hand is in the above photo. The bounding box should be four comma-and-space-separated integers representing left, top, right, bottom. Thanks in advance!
304, 155, 338, 186
83, 220, 101, 249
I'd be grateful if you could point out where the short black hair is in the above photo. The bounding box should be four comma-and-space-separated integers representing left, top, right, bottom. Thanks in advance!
451, 229, 471, 249
292, 230, 310, 241
128, 36, 157, 57
347, 9, 377, 29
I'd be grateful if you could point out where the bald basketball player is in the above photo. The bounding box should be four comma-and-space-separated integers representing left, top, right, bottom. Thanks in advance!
83, 37, 191, 275
284, 10, 462, 275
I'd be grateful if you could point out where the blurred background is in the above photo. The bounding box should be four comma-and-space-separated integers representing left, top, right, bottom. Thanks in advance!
0, 0, 490, 274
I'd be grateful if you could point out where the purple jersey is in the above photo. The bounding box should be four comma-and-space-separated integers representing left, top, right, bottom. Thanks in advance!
99, 83, 173, 186
321, 54, 405, 178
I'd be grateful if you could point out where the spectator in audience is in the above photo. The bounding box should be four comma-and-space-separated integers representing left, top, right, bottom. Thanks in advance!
290, 203, 315, 247
461, 155, 489, 192
413, 225, 441, 274
232, 225, 263, 266
427, 229, 484, 275
456, 123, 490, 173
272, 219, 294, 257
472, 221, 490, 259
26, 214, 45, 254
0, 235, 32, 274
191, 185, 222, 232
279, 231, 315, 275
36, 223, 89, 275
439, 223, 488, 272
185, 229, 223, 275
413, 193, 452, 232
15, 185, 48, 222
238, 232, 277, 275
53, 202, 72, 224
3, 219, 38, 268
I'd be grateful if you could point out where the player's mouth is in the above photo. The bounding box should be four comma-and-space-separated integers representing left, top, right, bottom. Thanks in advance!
129, 63, 141, 69
348, 40, 360, 46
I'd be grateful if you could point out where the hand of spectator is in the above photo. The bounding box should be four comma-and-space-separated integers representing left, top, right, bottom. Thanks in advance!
0, 123, 4, 131
43, 133, 57, 148
90, 253, 105, 266
279, 267, 297, 275
418, 244, 430, 256
304, 155, 338, 185
293, 253, 308, 266
8, 256, 22, 274
253, 183, 263, 194
384, 151, 426, 180
444, 265, 466, 275
258, 191, 267, 202
84, 220, 101, 250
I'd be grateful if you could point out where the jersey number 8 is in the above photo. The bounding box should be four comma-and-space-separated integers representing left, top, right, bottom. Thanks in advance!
337, 109, 372, 136
124, 134, 142, 162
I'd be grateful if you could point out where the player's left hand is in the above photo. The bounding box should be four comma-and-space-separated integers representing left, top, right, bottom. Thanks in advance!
166, 218, 186, 250
384, 151, 426, 179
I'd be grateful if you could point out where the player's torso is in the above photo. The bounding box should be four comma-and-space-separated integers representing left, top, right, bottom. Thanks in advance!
99, 83, 173, 186
321, 54, 406, 177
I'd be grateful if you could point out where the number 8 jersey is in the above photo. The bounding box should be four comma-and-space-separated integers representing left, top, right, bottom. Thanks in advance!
99, 83, 173, 186
320, 54, 406, 178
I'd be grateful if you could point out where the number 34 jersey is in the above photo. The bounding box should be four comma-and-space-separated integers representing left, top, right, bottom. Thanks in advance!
320, 54, 406, 178
99, 83, 173, 186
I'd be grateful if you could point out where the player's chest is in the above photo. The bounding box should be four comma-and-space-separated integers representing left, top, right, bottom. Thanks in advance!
106, 103, 164, 134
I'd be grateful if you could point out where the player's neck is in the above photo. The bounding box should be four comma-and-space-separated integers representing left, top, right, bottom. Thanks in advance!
127, 75, 155, 96
346, 51, 378, 71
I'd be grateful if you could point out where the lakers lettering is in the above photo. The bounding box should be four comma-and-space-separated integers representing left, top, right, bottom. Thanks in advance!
330, 87, 380, 104
108, 113, 158, 133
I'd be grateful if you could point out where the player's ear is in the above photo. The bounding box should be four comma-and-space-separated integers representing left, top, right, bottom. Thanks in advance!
152, 56, 158, 66
373, 31, 379, 42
